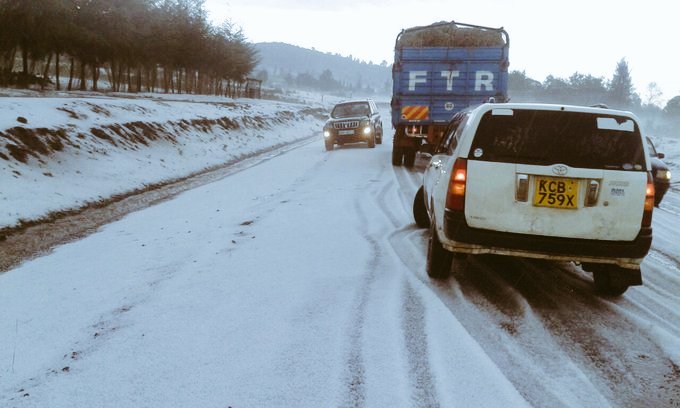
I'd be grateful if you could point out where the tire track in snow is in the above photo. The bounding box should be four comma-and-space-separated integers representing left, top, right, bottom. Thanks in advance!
339, 198, 383, 408
373, 178, 404, 229
401, 282, 441, 407
369, 162, 443, 406
445, 256, 680, 407
338, 160, 391, 407
649, 247, 680, 278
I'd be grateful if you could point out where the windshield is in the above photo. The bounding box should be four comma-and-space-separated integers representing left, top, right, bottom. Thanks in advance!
469, 109, 646, 170
331, 102, 370, 118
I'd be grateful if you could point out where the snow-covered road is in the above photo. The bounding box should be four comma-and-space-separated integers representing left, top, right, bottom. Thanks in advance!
1, 109, 679, 407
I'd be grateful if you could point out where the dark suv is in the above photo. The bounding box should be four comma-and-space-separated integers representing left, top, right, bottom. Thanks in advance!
323, 99, 383, 150
646, 136, 672, 206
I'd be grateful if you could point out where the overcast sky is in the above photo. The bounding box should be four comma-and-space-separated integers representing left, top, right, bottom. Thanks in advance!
205, 0, 679, 105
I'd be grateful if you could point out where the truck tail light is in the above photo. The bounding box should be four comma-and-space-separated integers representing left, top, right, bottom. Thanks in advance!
446, 158, 468, 212
584, 179, 600, 207
515, 174, 529, 202
642, 172, 655, 227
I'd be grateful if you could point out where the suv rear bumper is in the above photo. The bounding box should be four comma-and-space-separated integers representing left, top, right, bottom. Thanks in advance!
443, 210, 652, 266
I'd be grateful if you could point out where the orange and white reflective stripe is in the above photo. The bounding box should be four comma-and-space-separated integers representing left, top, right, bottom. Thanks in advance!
401, 105, 429, 121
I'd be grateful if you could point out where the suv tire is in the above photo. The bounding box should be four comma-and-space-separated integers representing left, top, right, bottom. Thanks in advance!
427, 221, 452, 279
325, 139, 334, 151
593, 267, 630, 296
368, 134, 376, 148
413, 186, 430, 228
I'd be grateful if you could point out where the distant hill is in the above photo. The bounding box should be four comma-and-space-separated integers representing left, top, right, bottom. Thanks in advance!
252, 42, 392, 95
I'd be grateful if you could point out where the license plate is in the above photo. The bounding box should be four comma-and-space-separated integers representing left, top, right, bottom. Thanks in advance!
338, 129, 354, 135
533, 177, 579, 209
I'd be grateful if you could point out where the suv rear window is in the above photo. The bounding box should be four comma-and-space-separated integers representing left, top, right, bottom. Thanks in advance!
469, 109, 646, 170
331, 102, 370, 118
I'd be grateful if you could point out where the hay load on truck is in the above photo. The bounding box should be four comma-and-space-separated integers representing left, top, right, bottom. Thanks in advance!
391, 20, 509, 166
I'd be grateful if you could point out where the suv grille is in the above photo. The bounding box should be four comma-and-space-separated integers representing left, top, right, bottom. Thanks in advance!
334, 121, 359, 130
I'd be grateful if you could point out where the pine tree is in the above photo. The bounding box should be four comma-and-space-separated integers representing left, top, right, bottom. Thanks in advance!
609, 58, 635, 107
664, 95, 680, 116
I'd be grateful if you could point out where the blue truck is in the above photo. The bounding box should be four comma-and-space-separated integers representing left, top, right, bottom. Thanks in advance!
391, 21, 510, 166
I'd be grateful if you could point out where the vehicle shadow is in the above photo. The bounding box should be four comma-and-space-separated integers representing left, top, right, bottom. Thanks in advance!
437, 254, 679, 407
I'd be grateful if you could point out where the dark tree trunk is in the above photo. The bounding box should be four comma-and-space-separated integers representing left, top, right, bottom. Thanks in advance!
67, 57, 74, 91
117, 63, 124, 92
107, 62, 115, 91
41, 53, 53, 90
146, 67, 152, 92
92, 64, 99, 91
8, 47, 17, 71
79, 61, 86, 91
136, 67, 142, 93
21, 46, 28, 76
55, 52, 60, 90
42, 53, 52, 79
151, 67, 157, 92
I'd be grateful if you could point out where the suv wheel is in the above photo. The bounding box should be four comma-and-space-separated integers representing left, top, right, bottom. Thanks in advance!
368, 134, 376, 148
593, 267, 631, 296
413, 186, 430, 228
325, 139, 334, 151
426, 221, 452, 279
376, 129, 383, 144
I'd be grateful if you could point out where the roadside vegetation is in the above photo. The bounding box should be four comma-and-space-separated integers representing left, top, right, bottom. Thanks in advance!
0, 0, 257, 96
510, 59, 679, 118
509, 59, 680, 138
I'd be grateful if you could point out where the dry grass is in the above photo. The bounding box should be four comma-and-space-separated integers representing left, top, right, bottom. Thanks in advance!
398, 22, 505, 48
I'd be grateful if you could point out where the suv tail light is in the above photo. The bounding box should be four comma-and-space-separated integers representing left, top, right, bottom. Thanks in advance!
515, 174, 529, 202
642, 172, 655, 227
446, 158, 468, 211
584, 179, 600, 207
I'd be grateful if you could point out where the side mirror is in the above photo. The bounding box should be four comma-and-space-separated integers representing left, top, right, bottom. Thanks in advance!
658, 152, 665, 159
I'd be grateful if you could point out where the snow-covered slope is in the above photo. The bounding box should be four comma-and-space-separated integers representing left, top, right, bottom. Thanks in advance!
0, 93, 328, 231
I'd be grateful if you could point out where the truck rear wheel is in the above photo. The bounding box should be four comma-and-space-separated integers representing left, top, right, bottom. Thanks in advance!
404, 149, 416, 167
392, 147, 402, 165
392, 132, 403, 165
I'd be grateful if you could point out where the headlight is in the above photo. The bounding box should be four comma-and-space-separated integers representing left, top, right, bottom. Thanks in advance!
657, 170, 671, 180
324, 130, 331, 138
360, 120, 370, 127
363, 126, 371, 135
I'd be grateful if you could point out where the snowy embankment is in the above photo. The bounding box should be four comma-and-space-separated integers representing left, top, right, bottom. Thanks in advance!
0, 92, 328, 231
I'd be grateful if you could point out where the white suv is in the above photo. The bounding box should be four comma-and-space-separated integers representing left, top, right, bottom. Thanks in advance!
413, 103, 654, 296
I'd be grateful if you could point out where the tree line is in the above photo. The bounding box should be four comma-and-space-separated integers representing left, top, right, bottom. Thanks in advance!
510, 58, 679, 116
254, 68, 390, 96
0, 0, 257, 96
